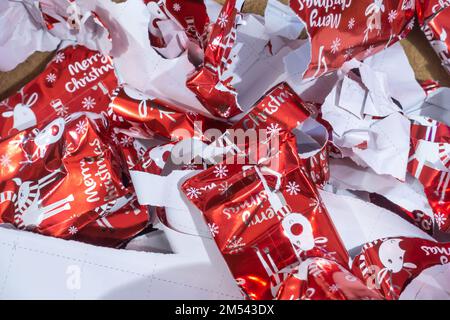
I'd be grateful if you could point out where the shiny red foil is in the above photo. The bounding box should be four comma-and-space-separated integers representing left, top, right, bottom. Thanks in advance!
186, 0, 242, 118
109, 87, 228, 142
289, 0, 415, 78
74, 196, 150, 248
0, 45, 117, 141
0, 114, 132, 238
416, 0, 450, 24
352, 237, 450, 299
211, 83, 311, 162
182, 130, 349, 299
145, 0, 209, 48
277, 258, 381, 300
422, 6, 450, 75
409, 118, 450, 232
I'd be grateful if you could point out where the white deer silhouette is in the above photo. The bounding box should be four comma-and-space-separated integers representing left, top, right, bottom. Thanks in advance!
0, 168, 75, 229
249, 165, 329, 256
2, 90, 38, 133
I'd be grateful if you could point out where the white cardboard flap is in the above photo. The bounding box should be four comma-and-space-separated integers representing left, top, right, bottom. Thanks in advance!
0, 226, 241, 299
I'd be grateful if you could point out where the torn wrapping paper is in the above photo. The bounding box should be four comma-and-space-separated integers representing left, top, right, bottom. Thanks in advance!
421, 6, 450, 75
321, 71, 411, 181
351, 237, 450, 300
328, 158, 435, 234
181, 132, 352, 300
289, 0, 416, 79
0, 1, 60, 72
276, 258, 382, 300
0, 113, 135, 239
0, 45, 117, 141
0, 0, 449, 301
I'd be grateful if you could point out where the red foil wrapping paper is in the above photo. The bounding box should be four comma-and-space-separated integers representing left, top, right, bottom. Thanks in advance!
416, 0, 450, 24
289, 0, 415, 78
182, 130, 349, 299
421, 6, 450, 75
210, 83, 311, 163
109, 87, 228, 142
352, 237, 450, 299
145, 0, 209, 48
214, 83, 330, 186
186, 0, 242, 118
408, 117, 450, 232
0, 113, 132, 238
0, 45, 117, 140
276, 258, 381, 300
74, 196, 150, 248
132, 143, 176, 175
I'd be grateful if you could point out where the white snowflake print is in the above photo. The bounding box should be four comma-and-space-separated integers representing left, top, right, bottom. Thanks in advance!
226, 235, 245, 254
286, 181, 300, 196
348, 17, 355, 30
53, 52, 65, 63
173, 2, 181, 12
82, 96, 96, 110
111, 132, 119, 144
266, 123, 281, 136
344, 47, 354, 60
388, 10, 398, 23
328, 284, 340, 293
217, 12, 229, 28
182, 163, 198, 170
68, 226, 78, 235
208, 223, 219, 237
407, 17, 415, 30
435, 212, 447, 229
186, 187, 201, 199
75, 120, 87, 135
0, 154, 11, 168
120, 135, 133, 147
330, 38, 341, 54
55, 104, 69, 117
46, 73, 57, 83
214, 164, 229, 179
218, 182, 230, 195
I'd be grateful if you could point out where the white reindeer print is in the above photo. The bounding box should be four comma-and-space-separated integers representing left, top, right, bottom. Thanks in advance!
359, 239, 417, 297
250, 166, 329, 256
0, 168, 75, 229
2, 89, 38, 133
377, 239, 417, 295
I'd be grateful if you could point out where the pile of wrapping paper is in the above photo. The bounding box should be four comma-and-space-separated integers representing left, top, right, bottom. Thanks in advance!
1, 0, 450, 300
